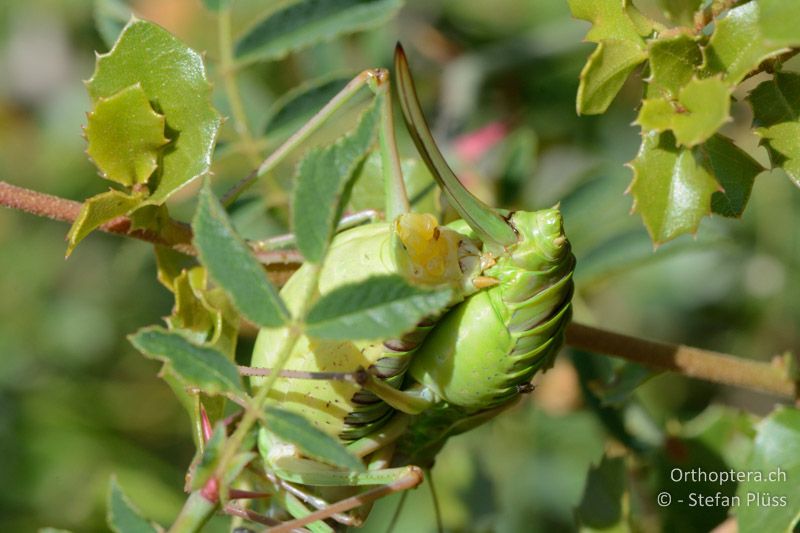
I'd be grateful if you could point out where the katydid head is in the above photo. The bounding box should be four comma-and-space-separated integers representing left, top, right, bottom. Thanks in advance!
394, 43, 518, 254
506, 208, 571, 272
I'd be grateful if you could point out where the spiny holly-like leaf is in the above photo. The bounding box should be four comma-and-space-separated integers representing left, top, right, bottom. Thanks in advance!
628, 132, 720, 244
194, 182, 289, 328
87, 18, 221, 205
265, 75, 352, 139
128, 326, 244, 395
235, 0, 403, 65
748, 72, 800, 187
94, 0, 131, 49
292, 95, 380, 263
703, 1, 790, 84
66, 189, 145, 256
656, 0, 703, 25
107, 477, 159, 533
568, 0, 654, 46
262, 408, 365, 472
701, 134, 764, 217
576, 455, 630, 530
637, 77, 731, 147
757, 0, 800, 48
736, 407, 800, 532
646, 33, 702, 98
577, 39, 647, 115
85, 84, 168, 186
305, 275, 453, 340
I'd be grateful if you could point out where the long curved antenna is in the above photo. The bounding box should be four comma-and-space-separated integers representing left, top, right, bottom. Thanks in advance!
394, 43, 517, 249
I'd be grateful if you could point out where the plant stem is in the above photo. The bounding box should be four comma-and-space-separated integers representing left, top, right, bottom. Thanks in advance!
168, 490, 217, 533
218, 5, 261, 167
0, 180, 193, 253
565, 322, 798, 400
221, 69, 380, 206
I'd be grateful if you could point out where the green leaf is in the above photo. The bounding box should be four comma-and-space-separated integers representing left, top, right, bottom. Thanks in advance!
193, 182, 289, 328
748, 72, 800, 187
128, 326, 243, 395
191, 422, 225, 491
637, 77, 731, 147
628, 132, 721, 244
87, 19, 221, 204
292, 96, 380, 263
646, 33, 703, 98
656, 0, 702, 25
265, 75, 353, 138
85, 84, 168, 186
66, 189, 145, 255
107, 477, 159, 533
736, 407, 800, 532
305, 275, 453, 340
757, 0, 800, 48
704, 1, 790, 84
577, 40, 647, 115
568, 0, 653, 45
235, 0, 403, 64
262, 407, 365, 472
94, 0, 131, 49
700, 134, 764, 217
576, 455, 630, 531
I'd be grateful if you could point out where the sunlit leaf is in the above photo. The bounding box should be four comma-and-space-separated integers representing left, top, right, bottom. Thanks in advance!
637, 77, 731, 147
235, 0, 403, 64
757, 0, 800, 48
577, 39, 647, 115
748, 72, 800, 187
66, 189, 145, 255
736, 407, 800, 532
628, 132, 720, 244
305, 275, 453, 340
704, 2, 789, 84
568, 0, 653, 45
128, 326, 243, 395
700, 134, 764, 217
194, 182, 289, 328
85, 84, 168, 186
265, 75, 353, 139
262, 408, 365, 472
292, 95, 380, 263
646, 34, 702, 98
87, 19, 221, 204
107, 477, 159, 533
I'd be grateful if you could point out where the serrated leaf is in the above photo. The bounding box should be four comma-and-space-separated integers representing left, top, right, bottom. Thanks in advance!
647, 34, 703, 98
85, 84, 168, 186
576, 455, 630, 531
637, 77, 731, 147
628, 132, 721, 243
66, 189, 145, 255
235, 0, 403, 64
194, 182, 289, 328
749, 72, 800, 187
736, 407, 800, 532
128, 326, 243, 395
87, 19, 221, 204
656, 0, 702, 25
265, 75, 353, 138
292, 96, 380, 263
262, 407, 364, 472
568, 0, 653, 45
704, 1, 790, 84
107, 477, 159, 533
757, 0, 800, 48
700, 134, 764, 217
305, 275, 453, 340
577, 39, 647, 115
94, 0, 131, 49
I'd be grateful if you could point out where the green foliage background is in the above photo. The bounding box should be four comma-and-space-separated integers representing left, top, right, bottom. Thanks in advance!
0, 0, 798, 531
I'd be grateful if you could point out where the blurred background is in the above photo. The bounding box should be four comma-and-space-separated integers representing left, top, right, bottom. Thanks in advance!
0, 0, 797, 531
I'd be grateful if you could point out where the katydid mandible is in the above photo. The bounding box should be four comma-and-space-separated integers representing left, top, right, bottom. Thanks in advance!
249, 44, 575, 532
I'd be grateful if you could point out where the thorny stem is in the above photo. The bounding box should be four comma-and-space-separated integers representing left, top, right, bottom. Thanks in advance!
221, 69, 383, 206
565, 323, 798, 401
218, 4, 261, 167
